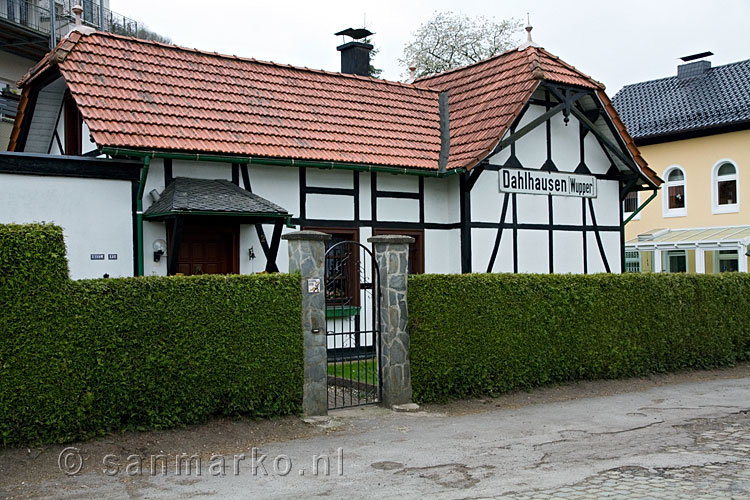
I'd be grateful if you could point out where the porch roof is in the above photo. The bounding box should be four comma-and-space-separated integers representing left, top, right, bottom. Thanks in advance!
143, 177, 289, 221
626, 226, 750, 251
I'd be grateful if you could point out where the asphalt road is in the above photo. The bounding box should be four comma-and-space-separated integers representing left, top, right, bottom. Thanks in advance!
5, 374, 750, 499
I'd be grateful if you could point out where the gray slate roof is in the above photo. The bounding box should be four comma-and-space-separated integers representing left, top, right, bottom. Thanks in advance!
612, 59, 750, 141
144, 177, 288, 218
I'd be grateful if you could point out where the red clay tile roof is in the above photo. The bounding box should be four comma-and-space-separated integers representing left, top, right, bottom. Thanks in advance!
28, 32, 442, 169
15, 31, 658, 185
416, 47, 601, 171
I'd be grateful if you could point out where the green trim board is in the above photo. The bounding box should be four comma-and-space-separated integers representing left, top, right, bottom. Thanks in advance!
101, 147, 465, 178
326, 306, 361, 319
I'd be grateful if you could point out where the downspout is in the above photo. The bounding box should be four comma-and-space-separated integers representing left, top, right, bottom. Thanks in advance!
623, 189, 657, 225
136, 156, 151, 276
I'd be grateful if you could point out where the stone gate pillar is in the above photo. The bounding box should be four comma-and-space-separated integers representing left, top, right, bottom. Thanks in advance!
367, 235, 415, 408
282, 230, 331, 416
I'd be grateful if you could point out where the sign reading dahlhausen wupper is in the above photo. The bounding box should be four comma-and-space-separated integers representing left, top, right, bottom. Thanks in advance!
499, 168, 597, 198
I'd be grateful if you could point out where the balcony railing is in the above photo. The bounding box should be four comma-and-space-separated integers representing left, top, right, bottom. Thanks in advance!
0, 0, 138, 44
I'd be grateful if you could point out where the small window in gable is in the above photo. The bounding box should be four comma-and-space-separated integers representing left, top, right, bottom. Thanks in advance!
623, 191, 639, 218
712, 160, 739, 213
662, 166, 687, 217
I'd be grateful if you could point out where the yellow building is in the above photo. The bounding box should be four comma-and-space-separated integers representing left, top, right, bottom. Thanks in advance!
613, 54, 750, 273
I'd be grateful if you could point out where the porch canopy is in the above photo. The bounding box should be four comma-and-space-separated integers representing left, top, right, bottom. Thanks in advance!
626, 226, 750, 273
143, 176, 289, 223
143, 177, 290, 274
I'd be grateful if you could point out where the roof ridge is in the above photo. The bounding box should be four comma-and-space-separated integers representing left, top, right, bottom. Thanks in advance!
536, 48, 605, 89
617, 58, 750, 94
82, 31, 438, 93
17, 31, 84, 87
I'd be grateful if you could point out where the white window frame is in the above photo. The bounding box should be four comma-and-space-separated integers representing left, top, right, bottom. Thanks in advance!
713, 249, 740, 273
662, 166, 687, 218
664, 249, 687, 273
623, 190, 640, 220
711, 159, 739, 214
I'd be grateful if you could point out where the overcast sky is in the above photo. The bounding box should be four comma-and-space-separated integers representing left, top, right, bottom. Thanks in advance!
110, 0, 749, 95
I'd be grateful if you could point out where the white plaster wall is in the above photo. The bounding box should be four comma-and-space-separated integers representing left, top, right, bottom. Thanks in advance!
549, 113, 580, 171
377, 197, 419, 222
602, 231, 622, 274
586, 233, 608, 273
471, 228, 498, 273
0, 173, 134, 279
553, 231, 584, 274
489, 229, 515, 273
584, 133, 611, 175
424, 228, 461, 274
471, 169, 503, 222
248, 164, 300, 216
514, 105, 547, 170
142, 160, 166, 276
377, 172, 419, 192
359, 173, 371, 221
488, 140, 511, 166
171, 160, 232, 181
49, 110, 64, 154
553, 195, 583, 226
516, 229, 549, 273
81, 121, 97, 154
423, 176, 459, 224
306, 168, 352, 189
515, 193, 549, 225
307, 193, 354, 220
590, 179, 620, 226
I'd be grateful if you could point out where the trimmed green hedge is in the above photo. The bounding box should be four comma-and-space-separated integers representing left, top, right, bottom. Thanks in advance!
409, 273, 750, 402
0, 223, 302, 445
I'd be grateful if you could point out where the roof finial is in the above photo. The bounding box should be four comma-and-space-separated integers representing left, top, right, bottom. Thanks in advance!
72, 4, 83, 27
526, 13, 533, 42
518, 13, 541, 50
68, 3, 96, 35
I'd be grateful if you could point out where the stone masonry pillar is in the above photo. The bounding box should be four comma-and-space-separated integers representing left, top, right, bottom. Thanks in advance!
282, 230, 331, 416
367, 235, 414, 408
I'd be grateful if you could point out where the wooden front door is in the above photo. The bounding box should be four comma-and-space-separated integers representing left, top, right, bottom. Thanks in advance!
172, 222, 239, 276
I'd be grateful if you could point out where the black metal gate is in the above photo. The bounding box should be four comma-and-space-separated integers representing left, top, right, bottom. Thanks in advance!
324, 240, 381, 409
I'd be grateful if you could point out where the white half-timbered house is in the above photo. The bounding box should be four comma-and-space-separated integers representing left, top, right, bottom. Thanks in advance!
1, 26, 661, 280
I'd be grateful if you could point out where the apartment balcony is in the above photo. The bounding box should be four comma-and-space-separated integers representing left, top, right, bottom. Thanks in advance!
0, 0, 138, 61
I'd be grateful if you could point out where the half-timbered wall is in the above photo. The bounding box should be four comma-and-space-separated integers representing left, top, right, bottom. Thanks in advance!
467, 93, 623, 275
15, 81, 639, 278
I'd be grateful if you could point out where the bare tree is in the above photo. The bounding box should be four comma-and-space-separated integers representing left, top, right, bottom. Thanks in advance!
400, 11, 523, 79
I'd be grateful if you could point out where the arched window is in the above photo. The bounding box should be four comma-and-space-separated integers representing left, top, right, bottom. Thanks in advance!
662, 166, 687, 217
712, 160, 739, 213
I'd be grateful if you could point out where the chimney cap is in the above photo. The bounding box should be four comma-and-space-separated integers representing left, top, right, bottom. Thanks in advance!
680, 51, 714, 62
334, 28, 374, 40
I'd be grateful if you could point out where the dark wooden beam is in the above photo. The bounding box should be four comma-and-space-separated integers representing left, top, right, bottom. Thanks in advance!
465, 164, 486, 191
491, 102, 566, 155
167, 217, 184, 275
264, 221, 284, 273
459, 172, 472, 273
570, 106, 637, 171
